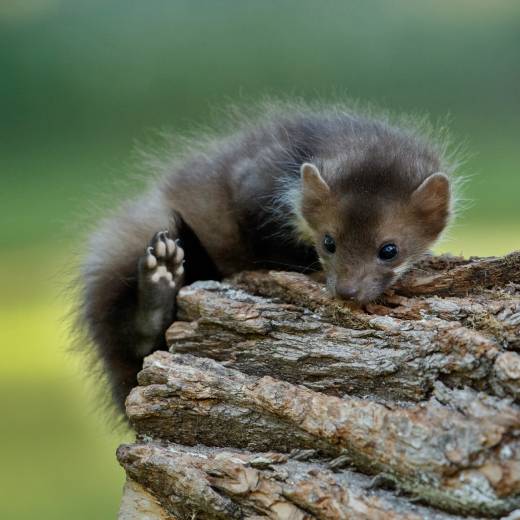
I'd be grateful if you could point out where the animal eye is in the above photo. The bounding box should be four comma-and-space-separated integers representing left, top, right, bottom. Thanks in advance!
323, 234, 336, 254
378, 243, 398, 261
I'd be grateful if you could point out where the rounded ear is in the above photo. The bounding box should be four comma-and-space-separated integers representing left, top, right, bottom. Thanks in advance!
300, 163, 330, 202
411, 172, 451, 233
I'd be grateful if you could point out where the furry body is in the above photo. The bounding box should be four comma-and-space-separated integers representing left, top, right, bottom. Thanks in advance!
80, 105, 453, 409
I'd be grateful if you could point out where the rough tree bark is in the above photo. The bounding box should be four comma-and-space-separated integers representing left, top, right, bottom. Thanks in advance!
117, 251, 520, 519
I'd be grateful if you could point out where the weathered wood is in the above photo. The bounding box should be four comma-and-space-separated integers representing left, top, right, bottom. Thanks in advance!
118, 251, 520, 519
118, 479, 174, 520
127, 351, 520, 516
393, 251, 520, 297
165, 279, 518, 402
118, 443, 466, 520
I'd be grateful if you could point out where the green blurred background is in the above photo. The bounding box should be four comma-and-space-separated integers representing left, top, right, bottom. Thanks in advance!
0, 1, 519, 518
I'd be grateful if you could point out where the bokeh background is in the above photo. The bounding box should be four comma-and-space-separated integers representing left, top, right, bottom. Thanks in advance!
1, 1, 519, 518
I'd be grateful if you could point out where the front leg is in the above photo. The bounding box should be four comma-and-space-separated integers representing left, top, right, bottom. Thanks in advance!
135, 230, 185, 357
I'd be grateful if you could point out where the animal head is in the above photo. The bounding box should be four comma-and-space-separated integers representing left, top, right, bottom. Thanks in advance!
297, 162, 451, 303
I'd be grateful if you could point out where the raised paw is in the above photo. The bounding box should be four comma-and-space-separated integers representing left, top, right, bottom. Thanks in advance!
135, 230, 185, 356
140, 230, 185, 289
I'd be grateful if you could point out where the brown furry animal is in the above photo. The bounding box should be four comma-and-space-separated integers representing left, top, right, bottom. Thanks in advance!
79, 102, 456, 410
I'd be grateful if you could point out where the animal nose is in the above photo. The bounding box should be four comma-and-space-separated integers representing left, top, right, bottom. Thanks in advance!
335, 283, 359, 300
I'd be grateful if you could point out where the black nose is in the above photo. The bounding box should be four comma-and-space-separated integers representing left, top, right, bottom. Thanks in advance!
335, 283, 359, 300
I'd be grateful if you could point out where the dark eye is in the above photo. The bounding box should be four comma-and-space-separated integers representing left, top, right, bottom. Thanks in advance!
323, 234, 336, 254
378, 243, 398, 261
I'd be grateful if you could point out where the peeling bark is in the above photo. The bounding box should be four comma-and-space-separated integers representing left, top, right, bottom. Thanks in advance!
117, 443, 466, 520
118, 251, 520, 519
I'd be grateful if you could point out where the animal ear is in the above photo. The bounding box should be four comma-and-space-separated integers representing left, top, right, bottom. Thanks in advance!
411, 172, 451, 233
300, 163, 330, 203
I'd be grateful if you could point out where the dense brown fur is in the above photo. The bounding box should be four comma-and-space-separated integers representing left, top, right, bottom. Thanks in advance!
79, 103, 456, 411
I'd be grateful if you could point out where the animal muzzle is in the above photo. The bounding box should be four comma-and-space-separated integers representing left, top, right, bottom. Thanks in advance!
334, 281, 361, 301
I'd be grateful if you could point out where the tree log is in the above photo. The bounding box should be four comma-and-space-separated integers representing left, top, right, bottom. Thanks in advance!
117, 252, 520, 519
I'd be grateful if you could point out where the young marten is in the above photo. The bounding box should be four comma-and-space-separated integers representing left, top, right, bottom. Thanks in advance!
80, 103, 454, 410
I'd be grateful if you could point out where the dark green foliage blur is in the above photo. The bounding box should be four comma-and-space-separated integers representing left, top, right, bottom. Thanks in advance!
0, 2, 518, 519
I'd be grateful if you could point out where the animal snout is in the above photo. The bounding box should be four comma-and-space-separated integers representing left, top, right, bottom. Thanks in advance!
335, 282, 359, 300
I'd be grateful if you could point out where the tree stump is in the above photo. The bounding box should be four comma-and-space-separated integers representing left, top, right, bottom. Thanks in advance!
117, 251, 520, 519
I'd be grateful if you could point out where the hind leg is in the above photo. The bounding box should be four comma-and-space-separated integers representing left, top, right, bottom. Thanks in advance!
135, 230, 185, 356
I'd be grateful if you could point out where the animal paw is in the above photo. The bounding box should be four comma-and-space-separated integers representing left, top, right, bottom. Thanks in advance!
135, 230, 184, 355
139, 230, 185, 290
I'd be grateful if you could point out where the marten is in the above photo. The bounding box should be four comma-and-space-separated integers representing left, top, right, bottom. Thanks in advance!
79, 102, 454, 411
